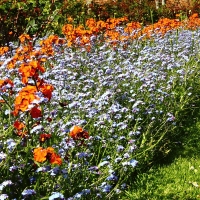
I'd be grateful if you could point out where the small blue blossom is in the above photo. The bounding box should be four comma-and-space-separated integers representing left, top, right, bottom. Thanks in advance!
122, 159, 138, 168
121, 183, 127, 190
81, 189, 90, 195
98, 161, 110, 167
0, 152, 6, 162
166, 113, 175, 122
22, 189, 36, 197
99, 182, 112, 193
106, 174, 118, 181
117, 145, 124, 152
88, 166, 99, 172
123, 153, 130, 159
115, 157, 122, 163
49, 167, 60, 176
9, 166, 18, 172
49, 192, 64, 200
29, 176, 36, 184
73, 192, 82, 199
36, 166, 51, 173
6, 139, 16, 152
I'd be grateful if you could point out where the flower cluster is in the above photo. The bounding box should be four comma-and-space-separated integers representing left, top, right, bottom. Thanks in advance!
0, 47, 9, 56
62, 17, 128, 49
62, 13, 200, 50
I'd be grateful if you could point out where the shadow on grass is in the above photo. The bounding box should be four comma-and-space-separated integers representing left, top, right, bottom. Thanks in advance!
156, 114, 200, 166
122, 102, 200, 199
123, 119, 200, 200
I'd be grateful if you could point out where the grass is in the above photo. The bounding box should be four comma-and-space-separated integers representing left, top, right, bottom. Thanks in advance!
125, 156, 200, 199
124, 120, 200, 199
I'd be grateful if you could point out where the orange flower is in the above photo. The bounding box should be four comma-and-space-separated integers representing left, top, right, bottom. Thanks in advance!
190, 13, 198, 19
7, 59, 16, 69
19, 61, 45, 84
13, 85, 39, 116
48, 152, 62, 165
33, 147, 62, 165
33, 147, 47, 163
67, 16, 73, 23
30, 106, 42, 118
13, 120, 25, 130
0, 47, 9, 56
19, 34, 31, 43
86, 18, 97, 28
69, 125, 89, 140
38, 83, 54, 100
16, 130, 28, 137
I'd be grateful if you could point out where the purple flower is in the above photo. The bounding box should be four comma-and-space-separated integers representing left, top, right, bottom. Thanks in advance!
49, 167, 60, 176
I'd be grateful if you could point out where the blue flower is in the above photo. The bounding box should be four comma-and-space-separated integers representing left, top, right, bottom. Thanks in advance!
106, 174, 118, 181
49, 192, 64, 200
0, 152, 7, 162
98, 161, 110, 167
22, 189, 36, 197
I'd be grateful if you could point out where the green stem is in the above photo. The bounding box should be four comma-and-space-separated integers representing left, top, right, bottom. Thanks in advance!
0, 94, 12, 109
